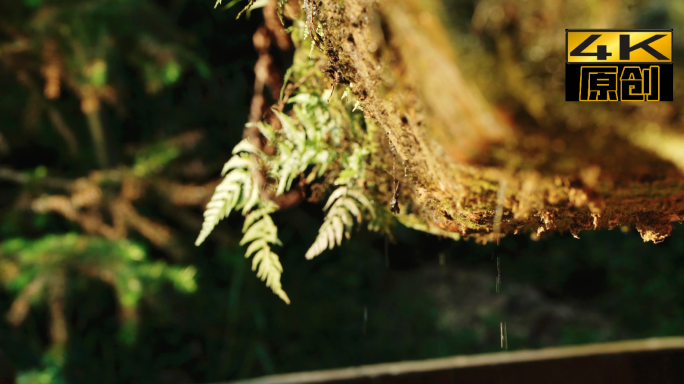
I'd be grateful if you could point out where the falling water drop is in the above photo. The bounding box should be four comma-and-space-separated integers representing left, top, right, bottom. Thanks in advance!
494, 178, 507, 246
496, 257, 501, 293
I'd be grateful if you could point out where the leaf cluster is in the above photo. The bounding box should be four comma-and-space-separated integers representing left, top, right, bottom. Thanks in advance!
305, 186, 375, 259
0, 234, 197, 345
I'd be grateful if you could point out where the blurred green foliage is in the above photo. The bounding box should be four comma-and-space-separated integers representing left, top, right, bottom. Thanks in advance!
1, 1, 684, 384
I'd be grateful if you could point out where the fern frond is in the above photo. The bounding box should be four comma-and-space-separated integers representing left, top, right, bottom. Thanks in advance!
305, 187, 374, 259
242, 179, 261, 214
250, 121, 276, 143
280, 67, 293, 101
221, 156, 251, 176
232, 138, 261, 156
276, 0, 288, 25
241, 211, 279, 245
253, 247, 289, 303
240, 202, 289, 303
197, 54, 370, 301
235, 0, 256, 19
343, 188, 375, 218
273, 109, 305, 152
195, 152, 257, 246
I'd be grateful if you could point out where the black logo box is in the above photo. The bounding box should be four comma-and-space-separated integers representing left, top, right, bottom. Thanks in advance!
565, 63, 673, 101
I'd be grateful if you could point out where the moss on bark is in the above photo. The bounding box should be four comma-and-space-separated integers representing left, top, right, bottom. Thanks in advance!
302, 0, 684, 243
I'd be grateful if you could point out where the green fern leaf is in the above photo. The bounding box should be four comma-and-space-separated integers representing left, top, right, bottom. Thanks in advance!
305, 231, 328, 260
325, 222, 336, 250
242, 203, 276, 231
280, 67, 293, 101
293, 105, 317, 138
235, 0, 256, 19
337, 198, 363, 221
240, 203, 289, 304
305, 187, 374, 259
251, 121, 276, 144
254, 247, 290, 304
323, 187, 349, 210
273, 110, 305, 152
221, 155, 251, 176
196, 159, 252, 246
276, 0, 288, 25
241, 216, 277, 245
344, 188, 376, 218
232, 139, 261, 156
242, 179, 261, 214
329, 206, 354, 232
331, 216, 344, 246
245, 239, 268, 258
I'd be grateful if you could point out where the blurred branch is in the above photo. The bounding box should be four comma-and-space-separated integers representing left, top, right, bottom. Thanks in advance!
84, 108, 109, 169
48, 271, 68, 347
46, 105, 79, 157
12, 70, 81, 158
7, 276, 47, 326
0, 167, 74, 190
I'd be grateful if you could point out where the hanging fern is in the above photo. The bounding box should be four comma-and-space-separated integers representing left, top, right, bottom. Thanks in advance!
196, 144, 290, 302
254, 108, 334, 196
214, 0, 265, 20
195, 139, 261, 247
196, 25, 376, 301
241, 202, 289, 303
305, 186, 375, 259
277, 0, 289, 25
235, 0, 257, 19
196, 89, 373, 299
194, 134, 293, 302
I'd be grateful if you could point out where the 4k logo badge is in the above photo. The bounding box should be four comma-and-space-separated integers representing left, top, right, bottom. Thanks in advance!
565, 29, 673, 101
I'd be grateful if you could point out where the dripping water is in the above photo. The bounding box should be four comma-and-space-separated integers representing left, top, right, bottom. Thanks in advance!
392, 156, 396, 191
493, 178, 507, 246
387, 129, 399, 213
495, 255, 507, 349
496, 255, 508, 350
500, 321, 508, 350
496, 256, 501, 293
391, 145, 396, 191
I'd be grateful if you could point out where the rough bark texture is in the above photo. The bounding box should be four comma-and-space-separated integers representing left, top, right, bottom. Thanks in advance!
311, 0, 684, 243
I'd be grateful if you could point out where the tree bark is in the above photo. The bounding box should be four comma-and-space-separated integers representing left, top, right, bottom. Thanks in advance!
311, 0, 684, 243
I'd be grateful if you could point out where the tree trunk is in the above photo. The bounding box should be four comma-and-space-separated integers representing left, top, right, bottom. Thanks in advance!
311, 0, 684, 243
